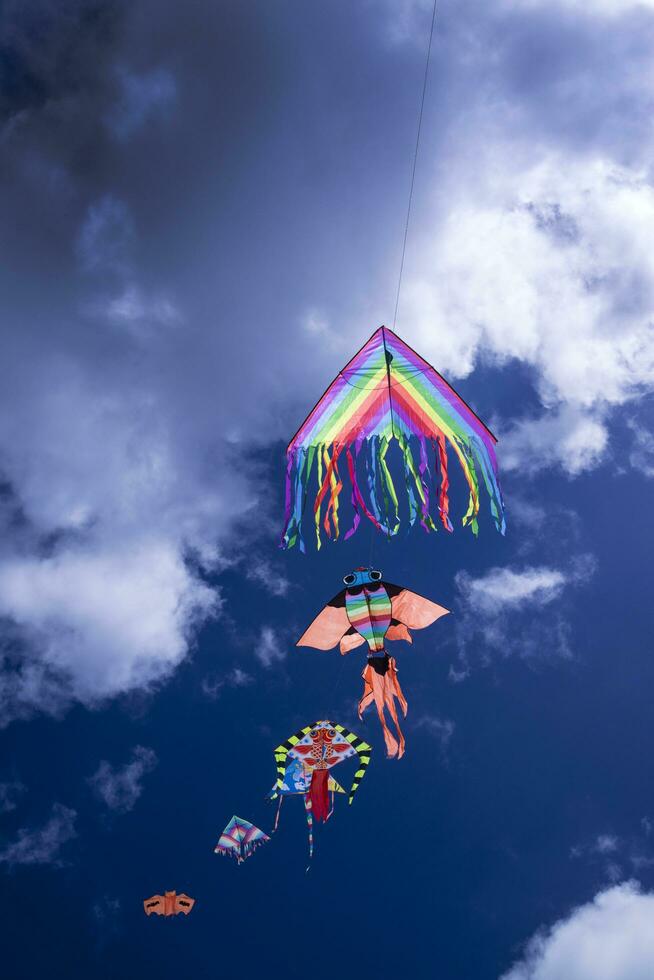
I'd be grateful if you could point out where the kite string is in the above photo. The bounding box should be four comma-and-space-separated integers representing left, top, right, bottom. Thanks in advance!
326, 653, 347, 717
392, 0, 438, 331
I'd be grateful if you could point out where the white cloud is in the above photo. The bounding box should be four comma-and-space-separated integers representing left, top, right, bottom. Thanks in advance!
503, 407, 609, 476
0, 803, 77, 867
201, 666, 254, 699
453, 558, 594, 667
298, 307, 346, 353
595, 835, 620, 855
106, 67, 177, 141
510, 0, 654, 13
571, 834, 624, 880
362, 2, 654, 474
375, 0, 436, 47
244, 557, 291, 597
92, 896, 121, 922
76, 195, 135, 274
0, 173, 260, 729
0, 781, 25, 813
230, 666, 253, 686
457, 565, 568, 614
0, 539, 216, 719
415, 715, 455, 756
507, 497, 548, 530
255, 626, 286, 668
571, 823, 654, 882
302, 307, 331, 337
88, 746, 157, 813
399, 157, 654, 474
501, 882, 654, 980
628, 420, 654, 477
95, 285, 182, 338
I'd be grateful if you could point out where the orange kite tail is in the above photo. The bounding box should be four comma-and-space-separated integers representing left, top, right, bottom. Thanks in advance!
358, 656, 407, 759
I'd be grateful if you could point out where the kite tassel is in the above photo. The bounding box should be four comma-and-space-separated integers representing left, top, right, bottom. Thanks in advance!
345, 446, 383, 540
280, 448, 311, 551
304, 791, 314, 863
417, 435, 438, 533
309, 768, 330, 823
365, 438, 384, 525
280, 449, 300, 549
399, 433, 437, 533
272, 795, 283, 833
433, 433, 453, 531
378, 438, 400, 535
358, 656, 406, 759
315, 446, 343, 540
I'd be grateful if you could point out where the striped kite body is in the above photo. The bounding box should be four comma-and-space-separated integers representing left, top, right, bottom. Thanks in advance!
344, 585, 392, 653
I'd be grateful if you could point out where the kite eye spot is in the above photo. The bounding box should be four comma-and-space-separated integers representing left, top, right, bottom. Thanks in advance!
370, 570, 382, 581
343, 573, 356, 586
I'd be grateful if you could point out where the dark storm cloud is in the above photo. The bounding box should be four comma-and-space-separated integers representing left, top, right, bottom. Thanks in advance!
0, 0, 123, 120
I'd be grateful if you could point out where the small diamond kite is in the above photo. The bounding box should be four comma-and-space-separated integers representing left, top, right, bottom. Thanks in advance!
214, 816, 270, 864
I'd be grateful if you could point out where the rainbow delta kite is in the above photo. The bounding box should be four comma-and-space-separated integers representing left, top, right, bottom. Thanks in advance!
281, 326, 505, 550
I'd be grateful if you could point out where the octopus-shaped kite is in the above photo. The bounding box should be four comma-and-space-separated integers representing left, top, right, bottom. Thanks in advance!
297, 568, 449, 758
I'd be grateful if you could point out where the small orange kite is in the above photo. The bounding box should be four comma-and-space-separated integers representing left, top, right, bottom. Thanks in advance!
143, 891, 195, 916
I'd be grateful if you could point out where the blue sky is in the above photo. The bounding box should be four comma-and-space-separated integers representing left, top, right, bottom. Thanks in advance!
2, 1, 654, 978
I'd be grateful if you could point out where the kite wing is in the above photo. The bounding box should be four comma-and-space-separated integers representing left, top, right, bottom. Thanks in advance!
296, 592, 349, 650
143, 895, 165, 916
387, 585, 450, 634
175, 894, 195, 915
214, 815, 270, 864
281, 325, 505, 550
268, 757, 347, 797
339, 630, 366, 654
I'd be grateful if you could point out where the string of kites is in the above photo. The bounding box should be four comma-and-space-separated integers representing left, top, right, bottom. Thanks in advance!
145, 326, 506, 914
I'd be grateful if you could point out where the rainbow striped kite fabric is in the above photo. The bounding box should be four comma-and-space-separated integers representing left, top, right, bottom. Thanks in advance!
214, 815, 270, 864
281, 326, 505, 550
